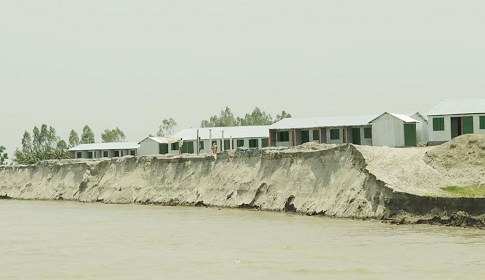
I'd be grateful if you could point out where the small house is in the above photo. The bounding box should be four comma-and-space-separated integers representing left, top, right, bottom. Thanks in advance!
69, 142, 139, 159
269, 115, 377, 147
138, 136, 179, 156
427, 98, 485, 145
370, 113, 420, 147
171, 126, 270, 154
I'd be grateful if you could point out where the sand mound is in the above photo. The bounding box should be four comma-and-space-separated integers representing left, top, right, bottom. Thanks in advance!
424, 134, 485, 186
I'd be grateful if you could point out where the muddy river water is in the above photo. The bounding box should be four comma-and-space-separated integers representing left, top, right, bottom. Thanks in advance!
1, 200, 484, 279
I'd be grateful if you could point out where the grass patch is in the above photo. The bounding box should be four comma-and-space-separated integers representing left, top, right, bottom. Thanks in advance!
441, 184, 485, 197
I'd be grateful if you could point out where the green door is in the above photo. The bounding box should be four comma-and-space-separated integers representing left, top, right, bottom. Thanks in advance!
351, 128, 361, 145
463, 116, 474, 134
183, 142, 194, 154
404, 123, 417, 147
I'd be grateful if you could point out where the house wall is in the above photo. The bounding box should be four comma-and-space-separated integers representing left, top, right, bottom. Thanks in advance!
138, 139, 159, 156
372, 114, 405, 147
172, 138, 269, 155
275, 129, 293, 147
325, 128, 345, 145
429, 114, 485, 143
360, 126, 373, 146
411, 113, 429, 144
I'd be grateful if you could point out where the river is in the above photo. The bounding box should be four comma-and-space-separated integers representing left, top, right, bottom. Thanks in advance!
0, 200, 484, 279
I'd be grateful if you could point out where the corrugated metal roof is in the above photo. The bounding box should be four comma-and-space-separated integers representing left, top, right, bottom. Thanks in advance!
139, 136, 178, 144
69, 142, 140, 151
269, 114, 377, 130
171, 126, 270, 140
427, 98, 485, 116
370, 112, 420, 123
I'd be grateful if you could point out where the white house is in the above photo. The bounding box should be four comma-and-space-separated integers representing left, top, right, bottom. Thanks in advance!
138, 136, 179, 156
269, 115, 377, 147
427, 98, 485, 145
408, 112, 429, 144
171, 126, 270, 154
370, 113, 420, 147
69, 142, 139, 159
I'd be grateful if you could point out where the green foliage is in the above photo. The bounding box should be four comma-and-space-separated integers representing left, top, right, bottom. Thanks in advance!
441, 185, 485, 197
14, 124, 69, 164
68, 130, 80, 148
0, 145, 8, 165
275, 110, 292, 122
157, 118, 177, 137
201, 107, 292, 127
237, 107, 273, 126
81, 125, 95, 144
201, 107, 238, 128
101, 127, 126, 143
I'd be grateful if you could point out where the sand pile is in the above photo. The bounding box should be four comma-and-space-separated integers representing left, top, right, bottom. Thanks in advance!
424, 134, 485, 186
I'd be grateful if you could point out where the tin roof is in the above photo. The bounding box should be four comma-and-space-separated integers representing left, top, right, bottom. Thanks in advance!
171, 126, 270, 140
269, 114, 377, 130
138, 136, 178, 144
370, 112, 420, 123
427, 98, 485, 116
69, 142, 140, 151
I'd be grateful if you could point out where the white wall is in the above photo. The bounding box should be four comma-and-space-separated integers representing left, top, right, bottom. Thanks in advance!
411, 113, 429, 144
138, 138, 160, 156
325, 128, 344, 145
429, 114, 485, 143
360, 126, 373, 146
372, 114, 405, 147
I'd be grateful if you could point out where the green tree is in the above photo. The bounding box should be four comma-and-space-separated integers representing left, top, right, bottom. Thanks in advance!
157, 118, 177, 137
14, 124, 69, 164
275, 110, 292, 122
237, 107, 274, 126
101, 127, 126, 143
0, 146, 8, 165
201, 106, 238, 127
81, 125, 95, 144
68, 130, 80, 147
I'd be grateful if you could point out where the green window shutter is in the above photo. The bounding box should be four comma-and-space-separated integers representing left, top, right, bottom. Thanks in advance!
237, 140, 244, 147
463, 116, 474, 134
249, 139, 258, 148
261, 138, 268, 147
433, 118, 444, 131
330, 129, 340, 140
312, 130, 319, 141
199, 141, 205, 150
480, 116, 485, 129
364, 128, 372, 139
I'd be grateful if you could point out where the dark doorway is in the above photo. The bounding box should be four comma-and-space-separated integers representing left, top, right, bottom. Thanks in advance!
301, 130, 310, 143
451, 117, 461, 138
351, 128, 361, 145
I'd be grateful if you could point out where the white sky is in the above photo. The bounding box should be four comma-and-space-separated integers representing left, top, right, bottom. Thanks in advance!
1, 0, 484, 158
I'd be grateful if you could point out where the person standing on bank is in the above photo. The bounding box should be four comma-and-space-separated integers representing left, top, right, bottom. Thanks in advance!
179, 138, 184, 155
212, 142, 217, 160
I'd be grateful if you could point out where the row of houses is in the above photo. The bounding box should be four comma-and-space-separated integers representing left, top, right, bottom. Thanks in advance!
69, 98, 485, 159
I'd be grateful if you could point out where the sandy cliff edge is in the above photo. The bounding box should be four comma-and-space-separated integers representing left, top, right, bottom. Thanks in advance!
1, 135, 485, 228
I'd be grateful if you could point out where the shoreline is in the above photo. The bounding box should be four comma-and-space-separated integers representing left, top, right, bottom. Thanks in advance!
1, 135, 485, 229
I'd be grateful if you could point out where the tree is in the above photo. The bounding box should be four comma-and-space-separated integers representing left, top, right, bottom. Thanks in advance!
201, 106, 238, 127
101, 127, 126, 143
0, 146, 8, 165
237, 107, 274, 126
68, 130, 80, 148
201, 107, 292, 127
14, 124, 69, 164
81, 125, 95, 144
157, 118, 177, 137
275, 110, 292, 122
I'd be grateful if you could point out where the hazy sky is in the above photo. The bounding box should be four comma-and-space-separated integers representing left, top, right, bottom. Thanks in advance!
1, 0, 484, 157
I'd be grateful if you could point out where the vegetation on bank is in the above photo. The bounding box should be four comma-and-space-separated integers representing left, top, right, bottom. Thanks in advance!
2, 106, 291, 165
441, 184, 485, 197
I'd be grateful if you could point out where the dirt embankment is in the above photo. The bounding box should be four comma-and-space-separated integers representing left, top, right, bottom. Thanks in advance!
1, 135, 485, 228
